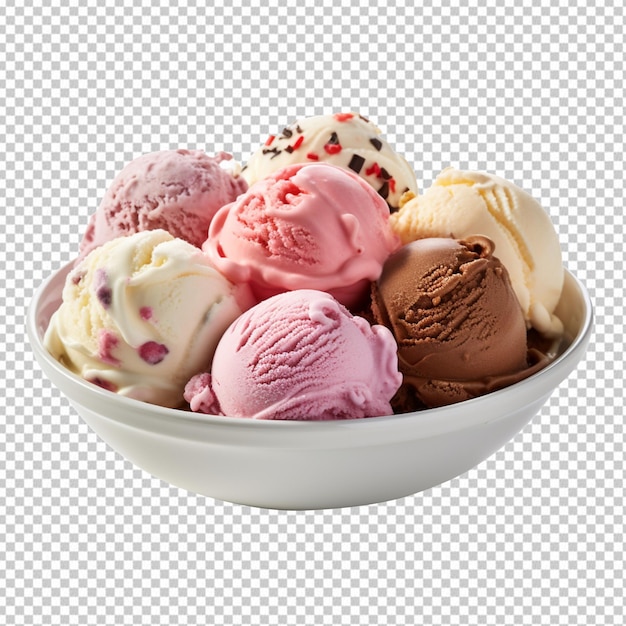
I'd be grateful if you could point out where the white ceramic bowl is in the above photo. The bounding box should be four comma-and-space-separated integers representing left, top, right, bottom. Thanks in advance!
28, 264, 592, 510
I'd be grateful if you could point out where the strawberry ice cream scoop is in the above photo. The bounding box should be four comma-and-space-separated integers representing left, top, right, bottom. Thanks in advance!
184, 289, 402, 420
202, 162, 401, 310
80, 149, 247, 256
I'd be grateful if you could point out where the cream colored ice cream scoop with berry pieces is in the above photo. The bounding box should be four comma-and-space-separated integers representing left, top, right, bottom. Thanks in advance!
45, 229, 251, 408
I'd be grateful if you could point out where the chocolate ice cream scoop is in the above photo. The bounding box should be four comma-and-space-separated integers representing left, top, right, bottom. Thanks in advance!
371, 236, 537, 409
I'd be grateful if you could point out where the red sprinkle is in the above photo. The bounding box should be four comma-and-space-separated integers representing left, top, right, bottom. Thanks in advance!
264, 135, 275, 146
291, 135, 304, 150
334, 113, 354, 122
324, 143, 342, 155
306, 152, 319, 160
389, 179, 396, 193
366, 162, 381, 177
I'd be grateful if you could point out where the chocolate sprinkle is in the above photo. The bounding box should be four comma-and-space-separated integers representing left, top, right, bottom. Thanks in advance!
348, 154, 366, 174
380, 167, 391, 180
327, 131, 340, 145
378, 181, 390, 199
369, 137, 383, 151
262, 147, 282, 159
282, 127, 293, 139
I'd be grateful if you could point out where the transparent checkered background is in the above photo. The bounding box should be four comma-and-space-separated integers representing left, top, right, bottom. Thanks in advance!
2, 0, 623, 624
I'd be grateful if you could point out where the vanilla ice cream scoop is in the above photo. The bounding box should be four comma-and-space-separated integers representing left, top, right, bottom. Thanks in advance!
241, 112, 418, 211
391, 167, 564, 336
45, 229, 250, 407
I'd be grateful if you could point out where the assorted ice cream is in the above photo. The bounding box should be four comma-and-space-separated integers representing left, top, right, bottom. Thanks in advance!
41, 112, 568, 419
241, 112, 418, 212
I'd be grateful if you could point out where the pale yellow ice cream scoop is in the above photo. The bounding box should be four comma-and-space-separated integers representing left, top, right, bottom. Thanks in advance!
44, 229, 250, 407
391, 167, 564, 336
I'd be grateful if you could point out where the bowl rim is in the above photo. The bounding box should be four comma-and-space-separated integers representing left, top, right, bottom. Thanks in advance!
27, 261, 593, 440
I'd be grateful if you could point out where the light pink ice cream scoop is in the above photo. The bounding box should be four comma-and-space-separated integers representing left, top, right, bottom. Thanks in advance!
80, 149, 247, 256
184, 289, 402, 420
202, 162, 401, 310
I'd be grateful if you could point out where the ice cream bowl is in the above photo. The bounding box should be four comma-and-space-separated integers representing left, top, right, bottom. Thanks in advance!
28, 263, 592, 510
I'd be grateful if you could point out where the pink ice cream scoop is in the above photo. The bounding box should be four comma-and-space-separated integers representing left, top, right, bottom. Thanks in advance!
202, 162, 401, 310
80, 149, 248, 256
184, 289, 402, 420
